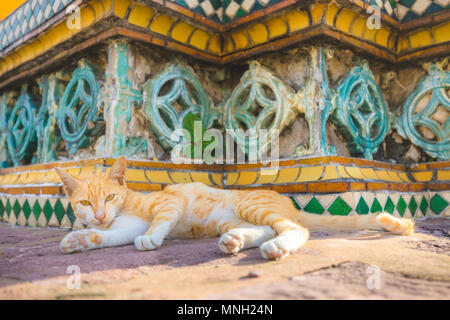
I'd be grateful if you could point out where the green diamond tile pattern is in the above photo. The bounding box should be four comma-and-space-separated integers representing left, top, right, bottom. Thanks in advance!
430, 194, 448, 215
396, 196, 407, 217
298, 193, 438, 218
420, 196, 428, 216
43, 200, 54, 221
12, 199, 21, 218
328, 197, 353, 216
33, 200, 42, 220
304, 198, 325, 215
384, 197, 395, 214
285, 193, 445, 218
408, 196, 418, 217
22, 200, 32, 219
0, 199, 4, 218
54, 199, 66, 223
371, 198, 383, 213
0, 196, 81, 228
356, 197, 370, 214
0, 192, 448, 229
5, 199, 12, 217
66, 203, 76, 225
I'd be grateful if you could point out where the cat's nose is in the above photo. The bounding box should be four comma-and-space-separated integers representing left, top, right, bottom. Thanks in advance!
95, 211, 105, 222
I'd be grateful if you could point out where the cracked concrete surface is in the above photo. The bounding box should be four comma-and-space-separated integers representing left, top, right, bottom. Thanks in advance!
0, 219, 449, 299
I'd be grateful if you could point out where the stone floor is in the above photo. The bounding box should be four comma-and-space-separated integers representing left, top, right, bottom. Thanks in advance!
0, 219, 449, 299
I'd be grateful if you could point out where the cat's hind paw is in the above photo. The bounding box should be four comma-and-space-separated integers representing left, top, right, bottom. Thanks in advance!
60, 230, 102, 254
218, 232, 244, 255
134, 235, 162, 251
259, 239, 290, 260
259, 230, 306, 260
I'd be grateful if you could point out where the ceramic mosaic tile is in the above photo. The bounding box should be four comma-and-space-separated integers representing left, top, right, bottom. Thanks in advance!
0, 0, 75, 51
1, 191, 448, 229
0, 194, 81, 229
363, 0, 449, 21
292, 192, 449, 218
169, 0, 224, 23
222, 0, 280, 23
397, 0, 449, 22
0, 0, 448, 66
365, 0, 397, 18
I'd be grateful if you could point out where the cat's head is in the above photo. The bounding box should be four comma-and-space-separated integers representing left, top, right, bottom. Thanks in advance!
56, 157, 128, 229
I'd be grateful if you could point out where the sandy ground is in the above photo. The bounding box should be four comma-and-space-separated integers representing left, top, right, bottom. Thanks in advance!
0, 219, 449, 299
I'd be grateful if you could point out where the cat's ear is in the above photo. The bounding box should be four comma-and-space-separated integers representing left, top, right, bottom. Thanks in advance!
108, 156, 127, 186
55, 168, 81, 197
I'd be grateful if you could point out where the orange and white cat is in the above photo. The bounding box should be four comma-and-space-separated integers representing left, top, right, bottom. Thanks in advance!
56, 157, 415, 260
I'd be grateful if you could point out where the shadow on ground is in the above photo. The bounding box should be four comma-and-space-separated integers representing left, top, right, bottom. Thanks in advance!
0, 222, 268, 286
0, 219, 449, 299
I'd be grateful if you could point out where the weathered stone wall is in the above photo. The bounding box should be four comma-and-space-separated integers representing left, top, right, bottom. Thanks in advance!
0, 39, 448, 168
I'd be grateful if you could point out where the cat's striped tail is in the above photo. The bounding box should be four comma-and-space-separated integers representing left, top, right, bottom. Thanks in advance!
296, 211, 415, 235
233, 190, 414, 260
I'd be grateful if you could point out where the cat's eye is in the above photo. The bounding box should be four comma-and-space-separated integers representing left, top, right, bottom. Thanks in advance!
105, 194, 115, 202
80, 200, 91, 206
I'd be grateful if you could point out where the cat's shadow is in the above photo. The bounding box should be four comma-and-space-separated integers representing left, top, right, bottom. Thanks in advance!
0, 232, 268, 287
0, 229, 403, 287
161, 239, 267, 268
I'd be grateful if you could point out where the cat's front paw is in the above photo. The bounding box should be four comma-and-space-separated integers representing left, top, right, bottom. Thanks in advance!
60, 230, 102, 254
134, 235, 162, 251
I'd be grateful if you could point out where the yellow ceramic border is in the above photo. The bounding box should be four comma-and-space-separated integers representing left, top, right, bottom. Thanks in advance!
0, 160, 448, 193
0, 0, 448, 80
0, 0, 27, 20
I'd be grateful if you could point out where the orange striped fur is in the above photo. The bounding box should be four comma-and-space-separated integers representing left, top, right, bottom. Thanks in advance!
56, 157, 415, 260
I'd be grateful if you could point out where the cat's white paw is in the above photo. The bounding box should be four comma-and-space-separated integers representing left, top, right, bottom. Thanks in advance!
259, 230, 306, 260
259, 238, 290, 260
60, 230, 102, 254
134, 235, 162, 251
218, 231, 244, 254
